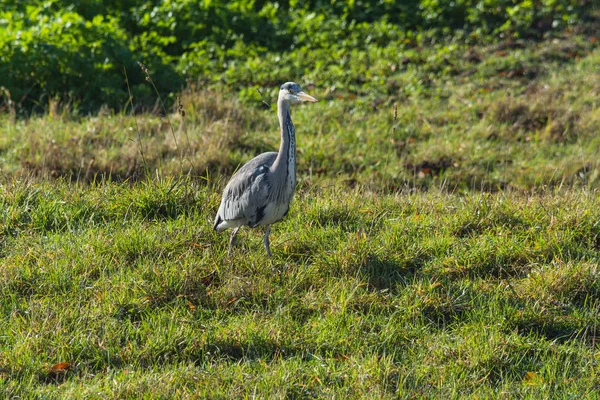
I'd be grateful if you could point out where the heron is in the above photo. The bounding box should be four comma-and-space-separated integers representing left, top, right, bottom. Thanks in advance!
213, 82, 318, 256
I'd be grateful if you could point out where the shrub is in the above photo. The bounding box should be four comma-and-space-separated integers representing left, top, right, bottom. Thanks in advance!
0, 5, 181, 114
0, 0, 589, 113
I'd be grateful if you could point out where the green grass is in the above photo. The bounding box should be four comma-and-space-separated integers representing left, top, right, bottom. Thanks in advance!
1, 181, 600, 397
2, 32, 600, 191
2, 31, 600, 397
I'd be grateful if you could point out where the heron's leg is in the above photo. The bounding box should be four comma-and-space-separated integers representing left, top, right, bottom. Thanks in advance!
263, 225, 272, 257
228, 227, 240, 256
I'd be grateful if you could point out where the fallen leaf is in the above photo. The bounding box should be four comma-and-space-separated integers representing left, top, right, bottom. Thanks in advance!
50, 362, 71, 373
227, 297, 238, 306
334, 354, 350, 361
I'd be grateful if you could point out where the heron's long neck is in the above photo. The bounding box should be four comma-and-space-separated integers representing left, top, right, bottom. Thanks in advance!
271, 98, 295, 180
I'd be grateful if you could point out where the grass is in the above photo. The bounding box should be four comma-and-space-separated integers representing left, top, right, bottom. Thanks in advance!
2, 32, 600, 191
2, 29, 600, 397
1, 181, 600, 397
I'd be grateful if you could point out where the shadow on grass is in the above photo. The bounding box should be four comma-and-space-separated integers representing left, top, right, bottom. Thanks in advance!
461, 254, 534, 280
515, 314, 586, 343
361, 252, 429, 291
314, 207, 363, 233
200, 338, 299, 362
454, 212, 528, 238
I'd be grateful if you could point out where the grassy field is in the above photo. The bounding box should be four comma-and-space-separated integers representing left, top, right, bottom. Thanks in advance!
2, 28, 600, 397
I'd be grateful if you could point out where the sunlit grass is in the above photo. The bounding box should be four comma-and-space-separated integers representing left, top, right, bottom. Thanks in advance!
1, 32, 600, 397
1, 178, 600, 397
2, 37, 599, 190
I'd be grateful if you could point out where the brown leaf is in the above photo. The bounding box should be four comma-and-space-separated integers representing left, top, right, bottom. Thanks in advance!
50, 362, 71, 373
227, 297, 238, 306
186, 300, 196, 311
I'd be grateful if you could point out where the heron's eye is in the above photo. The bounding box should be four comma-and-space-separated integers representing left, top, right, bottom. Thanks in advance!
288, 89, 293, 94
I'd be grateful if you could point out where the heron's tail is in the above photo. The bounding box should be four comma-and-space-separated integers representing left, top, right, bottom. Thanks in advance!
214, 218, 241, 233
213, 214, 223, 231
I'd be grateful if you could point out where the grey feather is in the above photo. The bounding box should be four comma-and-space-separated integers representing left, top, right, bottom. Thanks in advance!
214, 152, 277, 229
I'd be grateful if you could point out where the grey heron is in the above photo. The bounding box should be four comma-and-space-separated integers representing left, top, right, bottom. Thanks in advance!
213, 82, 318, 256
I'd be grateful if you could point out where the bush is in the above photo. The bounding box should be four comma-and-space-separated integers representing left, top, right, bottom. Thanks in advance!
0, 4, 181, 114
0, 0, 589, 113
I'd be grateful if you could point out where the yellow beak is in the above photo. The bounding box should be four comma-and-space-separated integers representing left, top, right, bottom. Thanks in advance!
297, 91, 318, 102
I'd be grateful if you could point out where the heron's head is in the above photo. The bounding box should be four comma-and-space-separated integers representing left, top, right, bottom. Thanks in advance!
279, 82, 318, 104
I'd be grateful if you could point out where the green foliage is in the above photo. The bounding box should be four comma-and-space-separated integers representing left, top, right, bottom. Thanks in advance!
0, 5, 181, 113
0, 0, 590, 113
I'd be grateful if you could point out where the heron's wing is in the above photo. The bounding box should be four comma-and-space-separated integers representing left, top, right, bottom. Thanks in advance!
214, 152, 278, 228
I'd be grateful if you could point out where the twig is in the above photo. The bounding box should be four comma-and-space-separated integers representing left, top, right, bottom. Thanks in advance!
420, 115, 434, 135
392, 102, 397, 136
138, 61, 193, 175
256, 88, 271, 109
0, 87, 16, 122
124, 67, 150, 179
177, 96, 186, 117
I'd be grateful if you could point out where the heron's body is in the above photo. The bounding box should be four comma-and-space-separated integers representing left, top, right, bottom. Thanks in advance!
213, 150, 292, 230
213, 82, 317, 256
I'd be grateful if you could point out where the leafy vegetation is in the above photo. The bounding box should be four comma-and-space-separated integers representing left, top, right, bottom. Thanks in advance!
0, 0, 592, 113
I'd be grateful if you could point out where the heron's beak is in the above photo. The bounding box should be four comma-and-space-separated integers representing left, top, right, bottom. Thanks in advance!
297, 91, 318, 102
